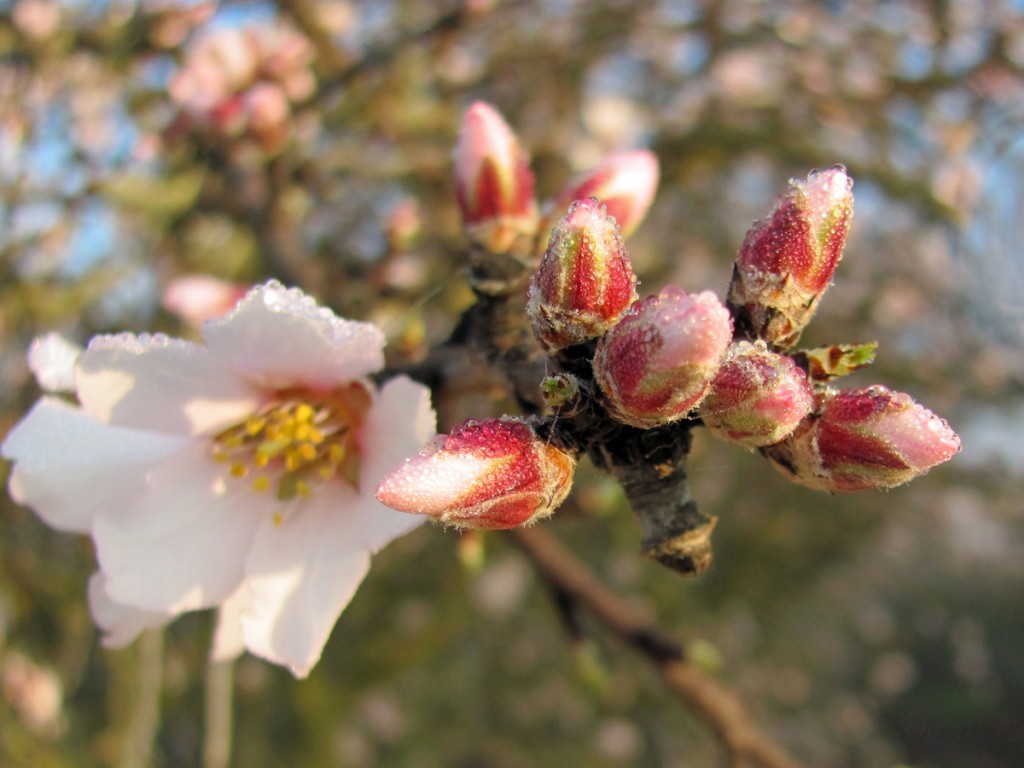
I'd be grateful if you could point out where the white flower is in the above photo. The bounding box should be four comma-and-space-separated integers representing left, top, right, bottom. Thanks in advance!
2, 281, 436, 677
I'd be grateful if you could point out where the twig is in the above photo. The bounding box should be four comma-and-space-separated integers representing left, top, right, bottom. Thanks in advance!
278, 0, 473, 95
275, 0, 353, 75
510, 526, 807, 768
202, 658, 235, 768
118, 629, 164, 768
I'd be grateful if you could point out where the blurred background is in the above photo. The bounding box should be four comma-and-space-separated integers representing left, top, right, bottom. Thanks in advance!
1, 0, 1022, 766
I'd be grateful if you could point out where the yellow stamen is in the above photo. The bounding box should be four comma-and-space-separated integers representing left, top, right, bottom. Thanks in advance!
212, 383, 370, 500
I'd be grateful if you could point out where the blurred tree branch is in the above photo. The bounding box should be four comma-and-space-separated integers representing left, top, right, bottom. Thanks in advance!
511, 526, 806, 768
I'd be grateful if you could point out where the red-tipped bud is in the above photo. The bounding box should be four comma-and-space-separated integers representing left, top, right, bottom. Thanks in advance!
728, 166, 854, 349
527, 198, 639, 352
376, 417, 575, 530
453, 101, 538, 253
764, 385, 961, 492
593, 286, 732, 429
698, 341, 814, 448
547, 150, 659, 239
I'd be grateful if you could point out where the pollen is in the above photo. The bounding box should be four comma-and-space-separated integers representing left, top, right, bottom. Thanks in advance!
211, 383, 371, 502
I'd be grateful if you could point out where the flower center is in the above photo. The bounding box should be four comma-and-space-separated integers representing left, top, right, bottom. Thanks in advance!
212, 383, 371, 502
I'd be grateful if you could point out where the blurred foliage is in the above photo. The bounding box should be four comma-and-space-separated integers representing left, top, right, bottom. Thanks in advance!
1, 0, 1023, 766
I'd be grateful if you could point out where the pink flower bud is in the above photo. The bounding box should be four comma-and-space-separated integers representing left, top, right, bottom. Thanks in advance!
593, 286, 732, 428
728, 166, 854, 349
764, 385, 961, 492
162, 275, 249, 327
376, 418, 575, 530
547, 150, 659, 239
699, 341, 814, 448
453, 102, 538, 253
527, 198, 639, 352
245, 82, 291, 153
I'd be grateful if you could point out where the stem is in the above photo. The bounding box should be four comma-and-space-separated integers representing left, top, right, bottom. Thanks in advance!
202, 658, 236, 768
591, 422, 717, 576
510, 526, 807, 768
118, 629, 163, 768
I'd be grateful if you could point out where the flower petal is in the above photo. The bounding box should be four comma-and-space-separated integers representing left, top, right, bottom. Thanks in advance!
76, 333, 261, 436
2, 398, 189, 534
88, 572, 173, 649
211, 585, 249, 663
28, 333, 82, 393
354, 376, 436, 550
241, 484, 371, 678
202, 281, 385, 390
94, 443, 265, 614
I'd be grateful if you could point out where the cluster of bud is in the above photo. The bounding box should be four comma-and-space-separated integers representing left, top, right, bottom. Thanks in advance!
376, 418, 575, 530
375, 109, 961, 538
168, 24, 315, 153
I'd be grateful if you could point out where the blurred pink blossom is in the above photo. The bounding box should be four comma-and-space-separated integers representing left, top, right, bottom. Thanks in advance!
162, 274, 249, 327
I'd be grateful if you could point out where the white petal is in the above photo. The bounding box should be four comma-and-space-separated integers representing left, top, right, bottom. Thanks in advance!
376, 449, 494, 515
353, 376, 436, 550
28, 333, 82, 393
210, 584, 249, 663
241, 484, 371, 678
2, 398, 189, 534
202, 281, 385, 390
88, 572, 173, 649
76, 333, 261, 436
94, 443, 265, 614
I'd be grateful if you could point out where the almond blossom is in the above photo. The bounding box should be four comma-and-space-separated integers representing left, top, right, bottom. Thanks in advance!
2, 282, 436, 677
